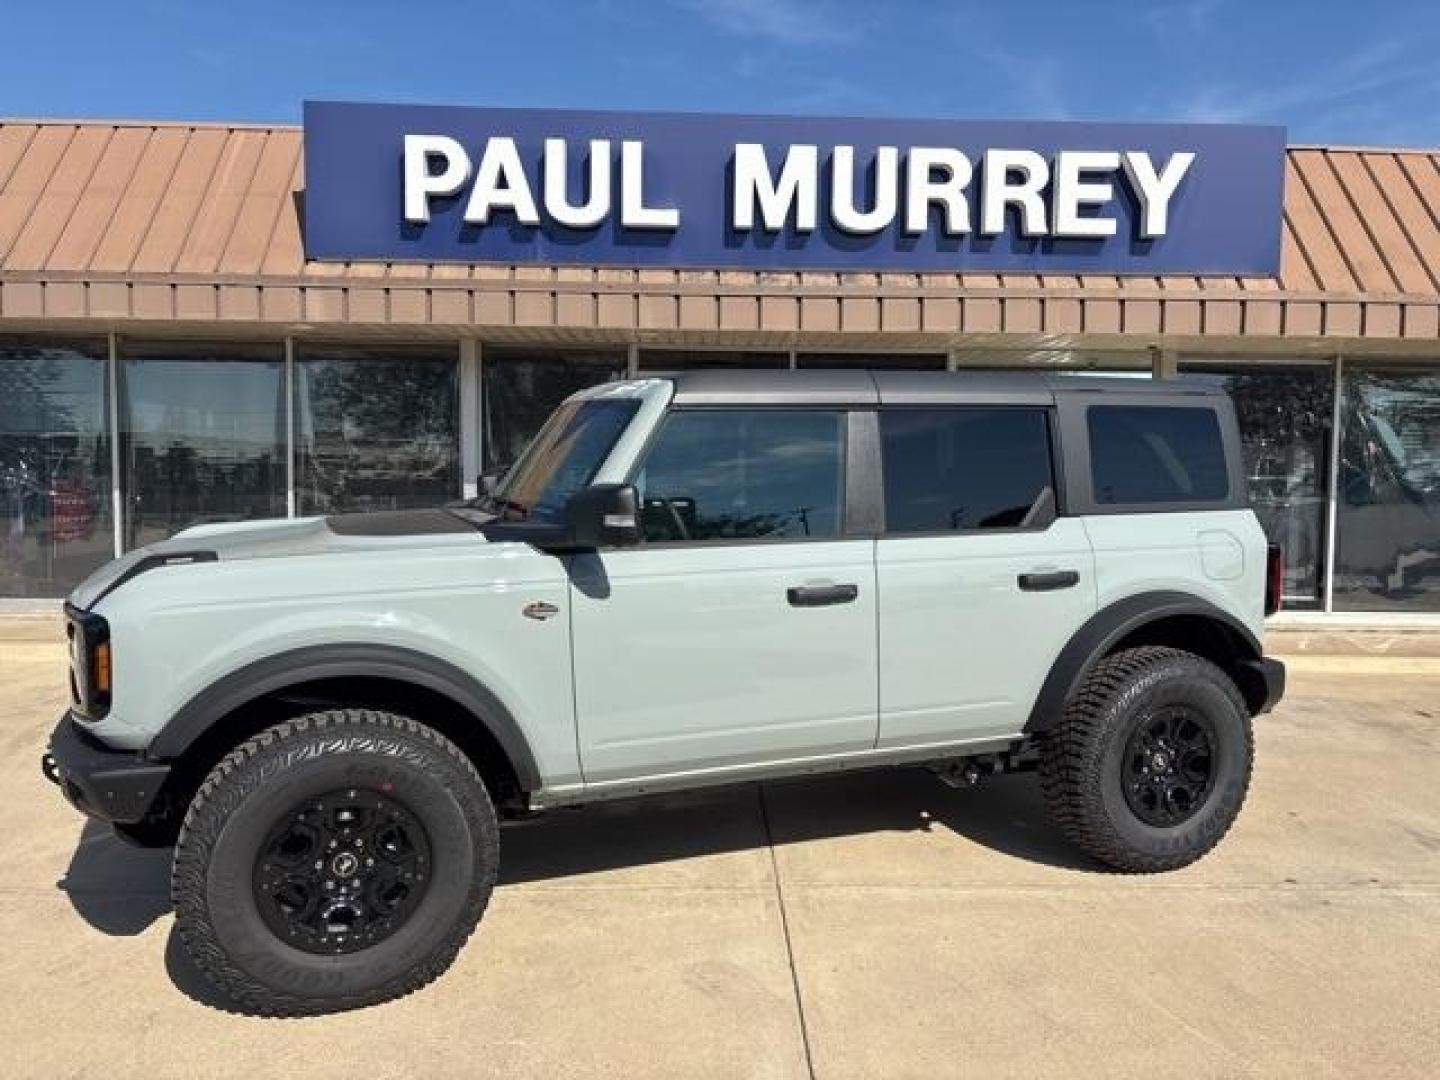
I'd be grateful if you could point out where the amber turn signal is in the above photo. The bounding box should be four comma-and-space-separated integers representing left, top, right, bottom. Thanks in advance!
93, 641, 112, 695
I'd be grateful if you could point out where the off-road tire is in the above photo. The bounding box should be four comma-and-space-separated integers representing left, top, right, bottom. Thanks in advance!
1039, 646, 1253, 873
172, 710, 499, 1016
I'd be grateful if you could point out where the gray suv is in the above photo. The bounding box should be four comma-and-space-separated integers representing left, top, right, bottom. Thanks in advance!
44, 370, 1285, 1015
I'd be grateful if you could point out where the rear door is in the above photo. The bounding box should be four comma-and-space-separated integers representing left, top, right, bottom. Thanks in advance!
570, 407, 879, 783
875, 405, 1096, 746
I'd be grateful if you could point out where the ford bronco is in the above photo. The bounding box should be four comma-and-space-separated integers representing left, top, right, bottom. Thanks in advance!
43, 369, 1285, 1014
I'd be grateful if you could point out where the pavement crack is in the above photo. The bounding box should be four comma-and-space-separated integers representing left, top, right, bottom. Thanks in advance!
759, 783, 818, 1080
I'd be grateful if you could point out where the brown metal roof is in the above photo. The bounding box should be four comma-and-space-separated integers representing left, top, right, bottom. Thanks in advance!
1, 119, 1438, 346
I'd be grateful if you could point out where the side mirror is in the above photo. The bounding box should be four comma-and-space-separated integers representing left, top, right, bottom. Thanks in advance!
479, 464, 510, 496
566, 484, 641, 549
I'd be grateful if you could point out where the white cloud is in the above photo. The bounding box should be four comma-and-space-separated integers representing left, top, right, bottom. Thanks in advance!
1178, 37, 1439, 128
676, 0, 859, 46
1143, 0, 1225, 42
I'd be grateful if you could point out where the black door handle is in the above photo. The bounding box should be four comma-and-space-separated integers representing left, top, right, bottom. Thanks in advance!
787, 583, 859, 607
1018, 570, 1079, 592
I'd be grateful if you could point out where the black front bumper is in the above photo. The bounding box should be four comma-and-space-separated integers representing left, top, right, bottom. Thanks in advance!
41, 714, 171, 825
1238, 656, 1286, 715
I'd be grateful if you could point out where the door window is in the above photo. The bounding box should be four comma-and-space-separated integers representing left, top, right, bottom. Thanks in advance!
880, 408, 1054, 533
634, 410, 845, 542
1088, 405, 1229, 504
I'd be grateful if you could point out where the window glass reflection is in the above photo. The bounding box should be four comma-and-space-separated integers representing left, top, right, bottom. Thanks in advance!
636, 410, 844, 542
639, 350, 788, 371
1335, 368, 1440, 611
0, 338, 113, 596
296, 346, 459, 514
122, 343, 286, 549
882, 408, 1053, 532
797, 353, 946, 369
483, 349, 625, 468
1181, 366, 1333, 605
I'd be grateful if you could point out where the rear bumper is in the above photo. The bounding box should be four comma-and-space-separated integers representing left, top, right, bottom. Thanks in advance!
41, 713, 170, 825
1238, 656, 1286, 715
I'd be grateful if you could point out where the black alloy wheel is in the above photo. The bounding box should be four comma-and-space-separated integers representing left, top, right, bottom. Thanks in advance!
1120, 706, 1217, 828
253, 787, 433, 956
1039, 646, 1254, 873
172, 710, 500, 1016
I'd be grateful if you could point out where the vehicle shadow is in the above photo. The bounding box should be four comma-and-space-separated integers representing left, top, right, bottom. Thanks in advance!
56, 766, 1097, 983
57, 819, 172, 935
497, 767, 1099, 885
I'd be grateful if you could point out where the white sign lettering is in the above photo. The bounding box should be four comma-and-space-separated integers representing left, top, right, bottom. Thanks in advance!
400, 136, 1196, 241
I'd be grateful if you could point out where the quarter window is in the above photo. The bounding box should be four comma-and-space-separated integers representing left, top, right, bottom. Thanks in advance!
1088, 405, 1229, 505
881, 408, 1054, 533
635, 410, 845, 542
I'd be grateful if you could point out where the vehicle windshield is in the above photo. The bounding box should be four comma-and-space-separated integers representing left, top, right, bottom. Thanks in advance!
478, 397, 639, 523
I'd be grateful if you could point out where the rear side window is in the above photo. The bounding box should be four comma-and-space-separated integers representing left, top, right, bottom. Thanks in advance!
881, 408, 1054, 533
635, 409, 845, 542
1088, 405, 1229, 504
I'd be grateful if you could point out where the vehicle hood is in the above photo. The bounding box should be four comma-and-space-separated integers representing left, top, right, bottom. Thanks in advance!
68, 509, 491, 611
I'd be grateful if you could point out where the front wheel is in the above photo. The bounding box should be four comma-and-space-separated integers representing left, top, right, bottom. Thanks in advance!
1039, 646, 1254, 872
172, 710, 499, 1015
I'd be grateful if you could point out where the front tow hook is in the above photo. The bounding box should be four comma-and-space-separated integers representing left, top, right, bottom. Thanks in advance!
40, 753, 60, 787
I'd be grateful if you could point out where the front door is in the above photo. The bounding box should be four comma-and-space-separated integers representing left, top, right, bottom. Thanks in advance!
874, 405, 1097, 746
570, 407, 879, 783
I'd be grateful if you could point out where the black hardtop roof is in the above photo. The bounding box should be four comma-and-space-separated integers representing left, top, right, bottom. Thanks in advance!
666, 368, 1227, 407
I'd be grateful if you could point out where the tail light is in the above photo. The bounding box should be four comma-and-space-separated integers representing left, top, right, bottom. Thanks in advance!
1264, 544, 1284, 616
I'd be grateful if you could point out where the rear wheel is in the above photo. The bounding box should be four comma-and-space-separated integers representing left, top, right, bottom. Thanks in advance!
1039, 646, 1253, 872
171, 709, 499, 1015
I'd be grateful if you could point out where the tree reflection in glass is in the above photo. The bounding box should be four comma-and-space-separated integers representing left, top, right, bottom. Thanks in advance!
296, 348, 459, 515
1335, 369, 1440, 611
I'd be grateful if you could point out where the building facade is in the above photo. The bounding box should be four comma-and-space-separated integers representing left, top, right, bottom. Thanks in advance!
1, 115, 1438, 614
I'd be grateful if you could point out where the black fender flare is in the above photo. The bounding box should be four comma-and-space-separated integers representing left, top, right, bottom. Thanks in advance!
146, 643, 542, 791
1025, 591, 1261, 732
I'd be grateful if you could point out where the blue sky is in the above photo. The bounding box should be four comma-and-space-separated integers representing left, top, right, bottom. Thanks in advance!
5, 0, 1438, 146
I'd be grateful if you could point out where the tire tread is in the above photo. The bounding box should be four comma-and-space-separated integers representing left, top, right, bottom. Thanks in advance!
1038, 646, 1253, 873
171, 709, 497, 1017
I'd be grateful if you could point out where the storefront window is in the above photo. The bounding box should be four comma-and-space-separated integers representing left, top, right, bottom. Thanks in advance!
1334, 367, 1440, 612
797, 353, 946, 369
0, 338, 113, 597
296, 345, 460, 515
483, 348, 625, 468
1181, 365, 1333, 606
121, 343, 286, 548
639, 349, 788, 371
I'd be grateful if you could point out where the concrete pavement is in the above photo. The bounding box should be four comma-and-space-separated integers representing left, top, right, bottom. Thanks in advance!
1, 627, 1437, 1078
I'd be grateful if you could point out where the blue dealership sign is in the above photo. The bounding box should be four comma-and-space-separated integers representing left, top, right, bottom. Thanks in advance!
302, 101, 1285, 275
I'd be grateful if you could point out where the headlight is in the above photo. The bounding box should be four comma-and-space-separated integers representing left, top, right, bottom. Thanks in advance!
64, 603, 111, 721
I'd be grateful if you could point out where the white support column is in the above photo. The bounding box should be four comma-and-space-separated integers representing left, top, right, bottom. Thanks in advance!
1150, 345, 1178, 380
460, 338, 481, 497
1322, 354, 1344, 613
107, 331, 123, 557
284, 337, 296, 517
946, 348, 959, 371
627, 343, 640, 377
788, 348, 798, 370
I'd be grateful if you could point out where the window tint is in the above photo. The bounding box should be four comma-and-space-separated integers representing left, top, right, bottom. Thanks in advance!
881, 408, 1053, 533
636, 410, 844, 542
1088, 405, 1229, 504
